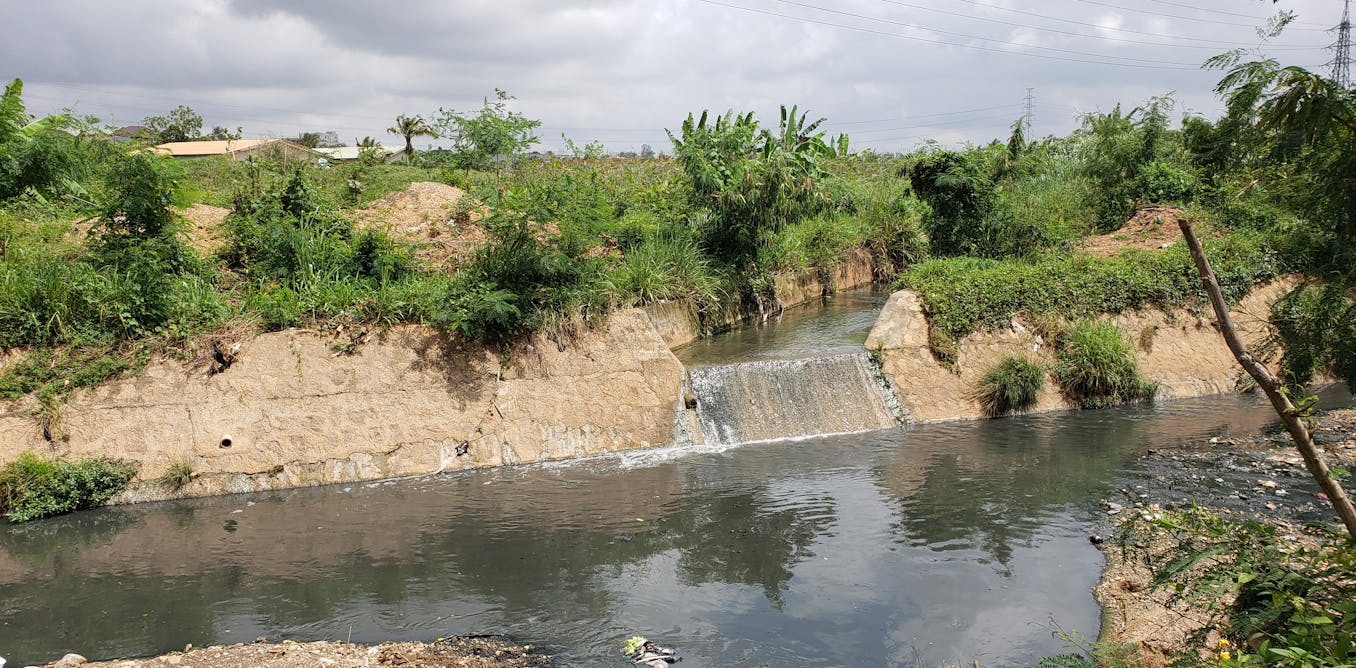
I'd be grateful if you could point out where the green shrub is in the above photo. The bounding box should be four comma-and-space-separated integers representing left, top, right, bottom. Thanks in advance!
1270, 283, 1356, 391
434, 208, 607, 345
974, 356, 1046, 416
1136, 508, 1356, 668
1053, 320, 1156, 408
900, 231, 1281, 346
0, 452, 139, 522
908, 148, 1053, 258
0, 346, 151, 404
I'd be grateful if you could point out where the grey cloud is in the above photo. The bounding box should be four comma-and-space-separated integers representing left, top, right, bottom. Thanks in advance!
1, 0, 1339, 151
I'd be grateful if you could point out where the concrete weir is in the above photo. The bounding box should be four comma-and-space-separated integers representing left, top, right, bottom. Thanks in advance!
687, 351, 903, 446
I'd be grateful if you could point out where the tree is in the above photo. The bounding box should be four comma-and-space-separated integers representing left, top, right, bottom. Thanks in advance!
295, 132, 322, 148
1178, 219, 1356, 537
386, 114, 433, 160
1191, 46, 1356, 536
142, 105, 203, 143
206, 125, 242, 140
432, 89, 541, 170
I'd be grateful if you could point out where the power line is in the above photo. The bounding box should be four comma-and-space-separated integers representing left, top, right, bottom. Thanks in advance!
936, 0, 1322, 46
693, 0, 1201, 69
1069, 0, 1327, 31
1330, 0, 1353, 87
1138, 0, 1328, 26
1024, 88, 1035, 135
822, 103, 1023, 126
770, 0, 1204, 65
871, 0, 1319, 50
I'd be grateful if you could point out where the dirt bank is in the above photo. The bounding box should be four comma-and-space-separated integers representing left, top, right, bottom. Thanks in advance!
0, 309, 685, 503
29, 636, 548, 668
1093, 407, 1356, 667
865, 279, 1294, 422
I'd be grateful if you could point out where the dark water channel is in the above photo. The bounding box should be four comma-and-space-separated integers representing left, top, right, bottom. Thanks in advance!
0, 295, 1343, 667
676, 288, 887, 367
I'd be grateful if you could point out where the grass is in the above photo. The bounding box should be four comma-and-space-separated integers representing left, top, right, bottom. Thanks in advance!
900, 230, 1282, 355
0, 451, 139, 522
160, 457, 195, 491
1053, 319, 1157, 408
974, 356, 1046, 416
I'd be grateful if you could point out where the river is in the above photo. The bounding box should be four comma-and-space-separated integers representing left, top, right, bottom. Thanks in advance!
0, 291, 1341, 667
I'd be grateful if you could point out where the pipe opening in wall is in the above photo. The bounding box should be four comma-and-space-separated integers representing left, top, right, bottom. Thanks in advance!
219, 436, 233, 448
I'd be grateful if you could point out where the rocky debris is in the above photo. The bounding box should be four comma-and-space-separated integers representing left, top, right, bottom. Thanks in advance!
1093, 406, 1356, 668
59, 637, 548, 668
624, 638, 678, 668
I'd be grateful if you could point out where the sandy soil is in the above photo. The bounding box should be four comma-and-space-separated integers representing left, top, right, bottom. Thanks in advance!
350, 182, 487, 271
36, 637, 549, 668
1080, 206, 1197, 257
1094, 407, 1356, 667
176, 204, 232, 255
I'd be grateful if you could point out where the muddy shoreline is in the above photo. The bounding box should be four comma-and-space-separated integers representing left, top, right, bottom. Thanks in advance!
23, 637, 550, 668
1093, 406, 1356, 666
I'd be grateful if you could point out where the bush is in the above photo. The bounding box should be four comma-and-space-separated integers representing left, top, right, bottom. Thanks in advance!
1270, 283, 1356, 391
1136, 508, 1356, 668
900, 231, 1281, 346
974, 356, 1046, 416
0, 452, 139, 522
434, 208, 607, 345
1053, 320, 1156, 408
908, 148, 1052, 258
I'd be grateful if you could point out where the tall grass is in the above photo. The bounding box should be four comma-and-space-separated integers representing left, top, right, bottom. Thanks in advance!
606, 233, 723, 308
974, 356, 1046, 416
1053, 319, 1156, 408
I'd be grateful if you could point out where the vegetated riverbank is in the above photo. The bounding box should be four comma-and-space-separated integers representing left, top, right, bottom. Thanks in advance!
1092, 406, 1356, 668
26, 636, 549, 668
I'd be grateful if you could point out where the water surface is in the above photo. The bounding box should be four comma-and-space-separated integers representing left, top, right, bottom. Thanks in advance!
0, 392, 1318, 667
676, 288, 887, 367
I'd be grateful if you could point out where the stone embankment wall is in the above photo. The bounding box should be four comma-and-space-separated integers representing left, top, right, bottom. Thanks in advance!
866, 280, 1295, 422
0, 309, 684, 503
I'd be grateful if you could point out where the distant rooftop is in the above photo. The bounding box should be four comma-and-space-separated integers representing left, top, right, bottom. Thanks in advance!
314, 146, 404, 160
154, 139, 279, 157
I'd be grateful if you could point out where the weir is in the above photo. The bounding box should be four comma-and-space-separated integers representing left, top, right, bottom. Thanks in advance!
687, 350, 903, 446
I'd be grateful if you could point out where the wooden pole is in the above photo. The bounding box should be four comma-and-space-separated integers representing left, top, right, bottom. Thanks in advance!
1178, 218, 1356, 536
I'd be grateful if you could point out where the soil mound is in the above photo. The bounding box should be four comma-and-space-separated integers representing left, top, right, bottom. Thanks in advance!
352, 182, 487, 270
1080, 206, 1189, 257
177, 203, 231, 254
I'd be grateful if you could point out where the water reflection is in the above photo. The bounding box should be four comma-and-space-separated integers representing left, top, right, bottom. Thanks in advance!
675, 288, 886, 367
0, 391, 1343, 667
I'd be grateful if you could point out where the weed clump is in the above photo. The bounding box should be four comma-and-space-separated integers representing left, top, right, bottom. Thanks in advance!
160, 457, 196, 491
0, 452, 139, 522
974, 356, 1046, 416
1053, 320, 1156, 408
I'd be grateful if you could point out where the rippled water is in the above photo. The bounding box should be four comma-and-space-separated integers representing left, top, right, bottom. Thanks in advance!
676, 288, 887, 367
0, 392, 1318, 667
5, 294, 1347, 666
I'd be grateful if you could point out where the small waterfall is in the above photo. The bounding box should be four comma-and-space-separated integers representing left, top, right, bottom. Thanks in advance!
688, 351, 902, 446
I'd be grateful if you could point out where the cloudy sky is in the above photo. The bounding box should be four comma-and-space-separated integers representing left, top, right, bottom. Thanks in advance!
2, 0, 1342, 153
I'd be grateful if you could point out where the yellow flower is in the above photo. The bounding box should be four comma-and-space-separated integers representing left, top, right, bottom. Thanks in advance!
1219, 651, 1232, 661
1218, 639, 1231, 648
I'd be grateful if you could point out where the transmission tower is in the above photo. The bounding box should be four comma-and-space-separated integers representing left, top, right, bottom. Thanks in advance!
1330, 0, 1352, 88
1023, 88, 1035, 136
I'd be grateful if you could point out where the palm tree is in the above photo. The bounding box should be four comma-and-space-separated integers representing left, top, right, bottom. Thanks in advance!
387, 114, 434, 159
